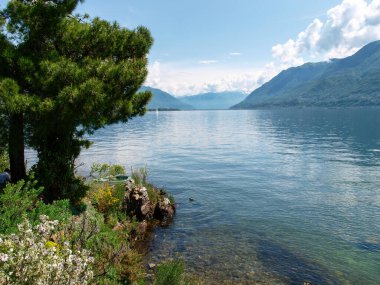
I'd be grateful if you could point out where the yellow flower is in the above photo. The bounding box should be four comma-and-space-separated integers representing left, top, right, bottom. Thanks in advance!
45, 241, 60, 251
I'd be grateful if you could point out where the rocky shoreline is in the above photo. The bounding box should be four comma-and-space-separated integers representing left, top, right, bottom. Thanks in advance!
122, 181, 176, 252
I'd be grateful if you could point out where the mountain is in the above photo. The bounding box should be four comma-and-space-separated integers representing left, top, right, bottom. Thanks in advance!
141, 86, 194, 110
232, 40, 380, 109
179, 91, 247, 109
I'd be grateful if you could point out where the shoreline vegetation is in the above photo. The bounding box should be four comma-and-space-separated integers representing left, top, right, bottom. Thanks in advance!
0, 1, 200, 283
0, 157, 197, 284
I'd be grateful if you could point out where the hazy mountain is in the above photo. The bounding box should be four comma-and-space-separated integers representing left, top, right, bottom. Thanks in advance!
232, 40, 380, 109
180, 91, 247, 109
141, 86, 194, 110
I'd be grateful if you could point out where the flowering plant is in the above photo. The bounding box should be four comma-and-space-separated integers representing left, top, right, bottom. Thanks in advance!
92, 183, 121, 214
0, 215, 94, 285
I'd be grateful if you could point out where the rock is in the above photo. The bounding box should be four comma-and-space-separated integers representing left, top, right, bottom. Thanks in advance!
154, 197, 176, 226
137, 220, 148, 236
148, 263, 156, 269
123, 186, 153, 220
112, 222, 126, 232
123, 184, 176, 226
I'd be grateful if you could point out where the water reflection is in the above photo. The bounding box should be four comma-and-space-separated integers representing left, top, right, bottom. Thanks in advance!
31, 108, 380, 284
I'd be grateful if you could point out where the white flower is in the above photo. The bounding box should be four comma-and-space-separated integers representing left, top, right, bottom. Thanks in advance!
0, 253, 9, 262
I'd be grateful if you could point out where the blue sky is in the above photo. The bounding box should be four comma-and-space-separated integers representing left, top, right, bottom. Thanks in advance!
1, 0, 380, 95
76, 0, 340, 66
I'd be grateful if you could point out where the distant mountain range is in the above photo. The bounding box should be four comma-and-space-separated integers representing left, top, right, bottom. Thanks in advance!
232, 40, 380, 109
141, 86, 247, 110
179, 91, 247, 109
141, 86, 193, 110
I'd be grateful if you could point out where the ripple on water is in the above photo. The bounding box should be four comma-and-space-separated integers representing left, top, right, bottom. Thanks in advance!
33, 108, 380, 284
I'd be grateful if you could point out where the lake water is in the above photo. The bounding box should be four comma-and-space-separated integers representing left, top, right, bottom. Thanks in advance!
78, 108, 380, 284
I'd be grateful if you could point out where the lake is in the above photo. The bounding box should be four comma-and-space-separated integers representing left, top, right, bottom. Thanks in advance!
78, 108, 380, 284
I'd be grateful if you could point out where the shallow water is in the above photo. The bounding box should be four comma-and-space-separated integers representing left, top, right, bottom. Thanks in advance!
53, 108, 380, 284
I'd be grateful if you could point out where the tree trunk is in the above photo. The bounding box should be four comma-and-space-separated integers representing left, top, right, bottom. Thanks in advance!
8, 113, 26, 182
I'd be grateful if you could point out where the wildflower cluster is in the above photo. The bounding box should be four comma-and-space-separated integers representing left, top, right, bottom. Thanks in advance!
93, 183, 121, 213
0, 215, 94, 285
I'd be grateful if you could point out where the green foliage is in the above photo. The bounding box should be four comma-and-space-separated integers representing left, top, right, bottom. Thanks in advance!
131, 166, 149, 186
130, 166, 166, 204
169, 194, 175, 205
146, 184, 161, 205
0, 150, 9, 170
90, 163, 126, 178
0, 0, 153, 201
0, 179, 72, 234
154, 260, 185, 285
91, 183, 121, 215
31, 199, 72, 225
62, 203, 146, 285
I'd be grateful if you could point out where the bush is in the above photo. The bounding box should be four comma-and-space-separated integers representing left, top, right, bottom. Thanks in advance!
90, 163, 126, 178
92, 183, 121, 214
0, 216, 94, 285
61, 204, 146, 285
0, 179, 72, 234
154, 260, 185, 285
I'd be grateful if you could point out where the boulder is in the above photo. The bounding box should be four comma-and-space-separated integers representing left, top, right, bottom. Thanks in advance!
123, 184, 176, 226
123, 186, 153, 220
154, 197, 175, 226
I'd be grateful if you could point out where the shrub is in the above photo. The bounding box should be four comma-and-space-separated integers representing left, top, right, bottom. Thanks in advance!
0, 179, 72, 234
154, 260, 185, 285
90, 163, 126, 179
31, 199, 72, 224
0, 216, 94, 285
62, 204, 146, 285
92, 183, 121, 214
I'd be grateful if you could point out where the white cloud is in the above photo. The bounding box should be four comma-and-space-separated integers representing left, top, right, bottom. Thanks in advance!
272, 0, 380, 67
198, 60, 218, 64
146, 0, 380, 96
145, 60, 278, 96
147, 61, 161, 86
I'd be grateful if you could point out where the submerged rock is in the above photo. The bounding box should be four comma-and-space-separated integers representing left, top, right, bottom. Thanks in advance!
256, 239, 341, 285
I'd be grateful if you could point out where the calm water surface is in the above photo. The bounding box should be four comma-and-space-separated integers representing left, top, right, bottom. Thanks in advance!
78, 108, 380, 284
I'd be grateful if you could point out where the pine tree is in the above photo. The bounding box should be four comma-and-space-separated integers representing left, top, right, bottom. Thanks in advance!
0, 0, 153, 201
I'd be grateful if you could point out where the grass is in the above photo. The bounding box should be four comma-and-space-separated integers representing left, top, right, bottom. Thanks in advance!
154, 260, 185, 285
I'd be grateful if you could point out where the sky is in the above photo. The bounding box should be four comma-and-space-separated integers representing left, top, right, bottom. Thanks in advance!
2, 0, 380, 96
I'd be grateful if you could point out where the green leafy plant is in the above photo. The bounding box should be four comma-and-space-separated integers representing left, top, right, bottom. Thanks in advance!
154, 259, 185, 285
90, 163, 127, 179
0, 179, 72, 234
62, 203, 146, 285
